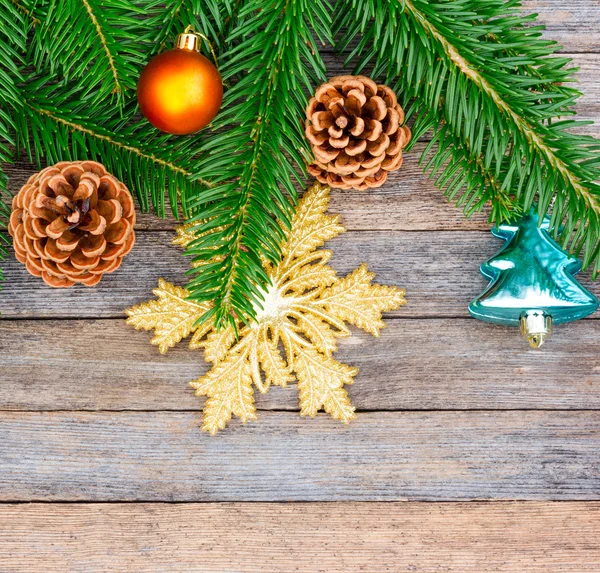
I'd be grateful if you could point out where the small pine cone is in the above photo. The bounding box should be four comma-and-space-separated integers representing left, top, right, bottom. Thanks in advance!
8, 161, 136, 288
305, 75, 411, 191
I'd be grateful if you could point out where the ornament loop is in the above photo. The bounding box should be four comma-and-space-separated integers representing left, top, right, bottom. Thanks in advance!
175, 26, 219, 68
520, 310, 552, 349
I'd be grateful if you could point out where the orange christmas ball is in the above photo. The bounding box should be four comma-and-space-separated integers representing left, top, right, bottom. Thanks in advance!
137, 32, 223, 135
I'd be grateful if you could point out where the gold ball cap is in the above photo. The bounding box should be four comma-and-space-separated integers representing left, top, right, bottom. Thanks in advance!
175, 32, 201, 52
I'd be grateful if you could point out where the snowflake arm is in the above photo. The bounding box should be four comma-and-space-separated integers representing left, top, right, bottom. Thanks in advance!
125, 279, 211, 353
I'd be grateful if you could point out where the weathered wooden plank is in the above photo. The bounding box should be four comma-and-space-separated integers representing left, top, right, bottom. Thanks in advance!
0, 230, 186, 317
568, 53, 600, 132
0, 502, 598, 572
1, 146, 494, 233
2, 318, 600, 411
325, 2, 600, 53
0, 411, 597, 501
3, 229, 600, 318
528, 0, 600, 52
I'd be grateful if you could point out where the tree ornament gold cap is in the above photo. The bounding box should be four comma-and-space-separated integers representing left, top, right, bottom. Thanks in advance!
175, 27, 201, 52
174, 26, 219, 66
519, 310, 552, 349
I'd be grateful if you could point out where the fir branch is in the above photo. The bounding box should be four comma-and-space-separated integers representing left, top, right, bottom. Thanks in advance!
184, 0, 331, 329
404, 0, 594, 213
25, 102, 198, 180
30, 0, 148, 105
14, 78, 212, 217
3, 0, 225, 218
334, 0, 600, 273
0, 1, 27, 174
80, 0, 122, 96
0, 0, 30, 287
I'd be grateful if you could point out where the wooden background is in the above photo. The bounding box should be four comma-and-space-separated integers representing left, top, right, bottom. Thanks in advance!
1, 1, 600, 571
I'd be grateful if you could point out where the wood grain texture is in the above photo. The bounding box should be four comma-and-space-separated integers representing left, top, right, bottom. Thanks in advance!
0, 502, 598, 572
3, 229, 600, 318
0, 411, 598, 501
1, 145, 494, 233
527, 1, 600, 51
2, 318, 600, 411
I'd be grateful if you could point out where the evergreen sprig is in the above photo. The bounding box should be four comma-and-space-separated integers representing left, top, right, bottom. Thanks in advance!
1, 0, 600, 323
183, 0, 331, 328
31, 0, 146, 106
0, 1, 30, 286
334, 0, 600, 273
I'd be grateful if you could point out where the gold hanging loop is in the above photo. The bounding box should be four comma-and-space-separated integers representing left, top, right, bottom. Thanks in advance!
176, 26, 219, 68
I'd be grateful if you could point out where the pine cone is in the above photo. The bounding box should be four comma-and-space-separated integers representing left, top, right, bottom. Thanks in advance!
305, 75, 411, 190
8, 161, 136, 288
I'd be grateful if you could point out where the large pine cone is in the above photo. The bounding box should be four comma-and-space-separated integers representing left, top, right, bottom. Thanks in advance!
305, 75, 411, 190
8, 161, 136, 288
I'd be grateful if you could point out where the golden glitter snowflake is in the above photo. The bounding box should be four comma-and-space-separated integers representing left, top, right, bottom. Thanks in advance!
125, 182, 406, 434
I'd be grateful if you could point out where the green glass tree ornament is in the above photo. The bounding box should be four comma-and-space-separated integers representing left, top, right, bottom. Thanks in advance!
469, 208, 599, 348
